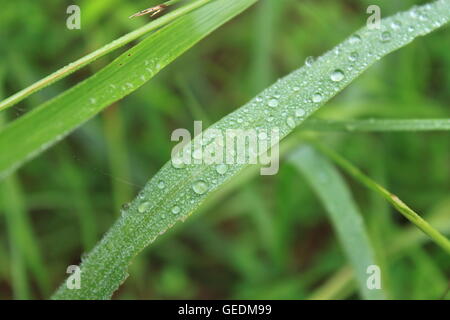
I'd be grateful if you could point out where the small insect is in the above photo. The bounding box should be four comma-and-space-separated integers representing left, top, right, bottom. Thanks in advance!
129, 4, 168, 19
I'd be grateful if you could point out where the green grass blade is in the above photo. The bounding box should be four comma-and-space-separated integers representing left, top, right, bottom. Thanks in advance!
0, 90, 49, 296
288, 145, 385, 300
312, 142, 450, 255
0, 0, 213, 112
0, 0, 258, 181
301, 118, 450, 132
52, 1, 450, 299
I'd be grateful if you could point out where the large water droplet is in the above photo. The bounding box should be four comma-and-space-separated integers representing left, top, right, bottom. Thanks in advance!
268, 98, 279, 108
305, 56, 315, 67
380, 31, 392, 43
349, 52, 359, 62
138, 201, 151, 213
172, 160, 185, 169
312, 93, 323, 103
216, 164, 228, 175
157, 180, 165, 189
349, 34, 361, 44
286, 117, 296, 129
121, 203, 130, 211
193, 180, 208, 195
171, 206, 180, 215
391, 20, 402, 30
330, 69, 345, 82
295, 108, 306, 117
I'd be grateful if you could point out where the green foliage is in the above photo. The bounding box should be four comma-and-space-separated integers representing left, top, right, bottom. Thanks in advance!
289, 145, 385, 299
0, 0, 449, 300
51, 0, 450, 299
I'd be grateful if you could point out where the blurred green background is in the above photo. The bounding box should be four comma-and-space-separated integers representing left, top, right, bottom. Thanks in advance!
0, 0, 449, 299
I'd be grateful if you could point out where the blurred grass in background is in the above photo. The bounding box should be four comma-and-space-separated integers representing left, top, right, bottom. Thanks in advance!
0, 0, 449, 299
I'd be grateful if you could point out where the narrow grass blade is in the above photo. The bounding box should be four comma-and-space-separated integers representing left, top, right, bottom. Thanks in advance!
0, 98, 49, 295
289, 145, 385, 299
52, 1, 450, 299
301, 118, 450, 132
0, 177, 30, 299
0, 0, 257, 181
0, 0, 213, 112
312, 141, 450, 255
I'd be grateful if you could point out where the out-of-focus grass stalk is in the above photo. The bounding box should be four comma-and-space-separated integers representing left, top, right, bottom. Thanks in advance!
313, 141, 450, 255
58, 146, 98, 251
0, 84, 49, 297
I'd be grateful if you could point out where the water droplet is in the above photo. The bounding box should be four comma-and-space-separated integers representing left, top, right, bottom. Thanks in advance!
305, 56, 315, 67
193, 180, 208, 195
157, 180, 165, 189
171, 206, 180, 215
349, 34, 361, 44
138, 201, 151, 213
312, 93, 323, 103
286, 117, 296, 129
330, 69, 345, 82
349, 51, 359, 62
295, 108, 306, 117
391, 20, 402, 30
380, 31, 392, 43
293, 86, 300, 92
215, 164, 228, 175
172, 159, 185, 169
193, 149, 202, 160
89, 98, 97, 104
268, 98, 279, 108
